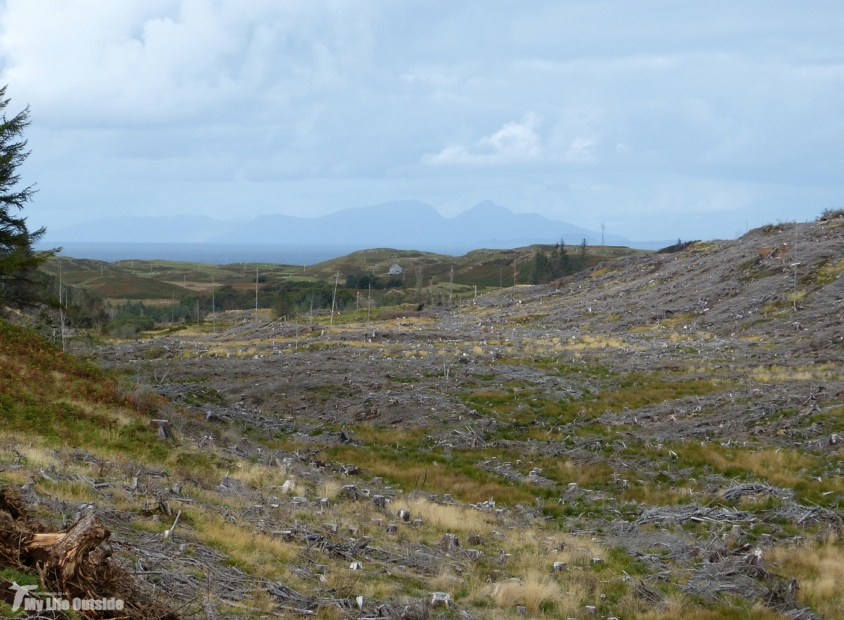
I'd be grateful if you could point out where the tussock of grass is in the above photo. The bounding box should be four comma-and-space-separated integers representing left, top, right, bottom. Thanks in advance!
674, 445, 844, 502
15, 443, 60, 469
749, 362, 844, 383
391, 497, 494, 533
768, 535, 844, 618
38, 478, 97, 503
485, 571, 567, 613
187, 507, 296, 579
229, 460, 288, 490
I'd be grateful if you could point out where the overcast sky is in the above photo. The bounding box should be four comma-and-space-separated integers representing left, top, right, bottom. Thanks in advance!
2, 1, 842, 242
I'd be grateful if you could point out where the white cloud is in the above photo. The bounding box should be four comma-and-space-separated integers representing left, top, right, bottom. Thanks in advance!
425, 113, 541, 165
1, 1, 842, 240
563, 137, 598, 163
0, 0, 375, 124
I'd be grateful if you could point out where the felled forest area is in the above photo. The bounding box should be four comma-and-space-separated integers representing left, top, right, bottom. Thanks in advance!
2, 216, 844, 619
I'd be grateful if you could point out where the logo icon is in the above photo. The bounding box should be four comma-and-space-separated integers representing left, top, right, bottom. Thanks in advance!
7, 581, 124, 612
9, 582, 38, 612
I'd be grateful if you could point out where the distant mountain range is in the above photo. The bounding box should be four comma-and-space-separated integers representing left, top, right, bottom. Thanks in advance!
44, 200, 672, 251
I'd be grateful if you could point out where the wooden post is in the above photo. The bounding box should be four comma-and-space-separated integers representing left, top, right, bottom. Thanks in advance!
330, 271, 339, 326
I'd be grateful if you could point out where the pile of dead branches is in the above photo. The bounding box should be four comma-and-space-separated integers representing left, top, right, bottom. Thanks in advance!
0, 486, 177, 619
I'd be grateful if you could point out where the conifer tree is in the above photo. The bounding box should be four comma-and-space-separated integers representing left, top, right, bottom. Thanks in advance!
553, 239, 571, 276
0, 86, 54, 308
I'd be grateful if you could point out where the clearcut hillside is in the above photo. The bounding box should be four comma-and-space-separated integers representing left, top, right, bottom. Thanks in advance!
2, 214, 843, 620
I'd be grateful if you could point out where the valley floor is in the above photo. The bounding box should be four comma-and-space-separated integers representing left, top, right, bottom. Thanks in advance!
3, 218, 844, 619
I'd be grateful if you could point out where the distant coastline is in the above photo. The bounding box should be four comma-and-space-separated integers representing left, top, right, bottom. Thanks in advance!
38, 242, 370, 266
37, 242, 480, 265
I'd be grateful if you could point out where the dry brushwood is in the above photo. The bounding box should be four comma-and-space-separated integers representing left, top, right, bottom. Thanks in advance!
0, 486, 177, 619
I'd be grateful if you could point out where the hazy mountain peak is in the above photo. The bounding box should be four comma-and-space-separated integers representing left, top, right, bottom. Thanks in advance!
41, 200, 667, 250
457, 200, 511, 219
342, 200, 439, 218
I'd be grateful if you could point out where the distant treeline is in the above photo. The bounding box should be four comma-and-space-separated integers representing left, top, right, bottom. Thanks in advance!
203, 280, 354, 318
527, 239, 589, 284
345, 273, 403, 290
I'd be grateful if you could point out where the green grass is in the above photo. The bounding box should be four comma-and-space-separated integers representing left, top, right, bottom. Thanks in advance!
459, 372, 727, 440
90, 275, 188, 299
0, 320, 168, 460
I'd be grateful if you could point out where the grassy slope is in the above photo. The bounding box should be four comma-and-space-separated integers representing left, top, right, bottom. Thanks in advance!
42, 243, 648, 305
0, 321, 166, 456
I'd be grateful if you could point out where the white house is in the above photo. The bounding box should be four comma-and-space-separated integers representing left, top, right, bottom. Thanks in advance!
388, 263, 403, 276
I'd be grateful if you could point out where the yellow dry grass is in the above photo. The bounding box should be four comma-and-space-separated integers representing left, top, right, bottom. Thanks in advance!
486, 573, 561, 612
682, 446, 839, 493
390, 497, 495, 534
428, 568, 467, 593
318, 478, 343, 500
16, 444, 60, 469
814, 257, 844, 285
231, 460, 288, 490
565, 334, 628, 350
478, 571, 585, 615
749, 363, 844, 383
187, 507, 296, 579
38, 479, 96, 503
0, 470, 29, 485
768, 535, 844, 618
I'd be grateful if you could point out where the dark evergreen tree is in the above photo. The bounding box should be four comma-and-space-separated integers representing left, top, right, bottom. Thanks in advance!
578, 238, 588, 269
552, 239, 571, 276
0, 86, 55, 308
530, 249, 553, 284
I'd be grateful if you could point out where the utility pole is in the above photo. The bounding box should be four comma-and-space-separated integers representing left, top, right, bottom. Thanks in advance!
367, 281, 372, 325
330, 271, 339, 326
211, 275, 216, 335
449, 265, 453, 307
791, 262, 800, 311
58, 262, 65, 351
416, 265, 423, 303
255, 268, 259, 323
601, 222, 605, 246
